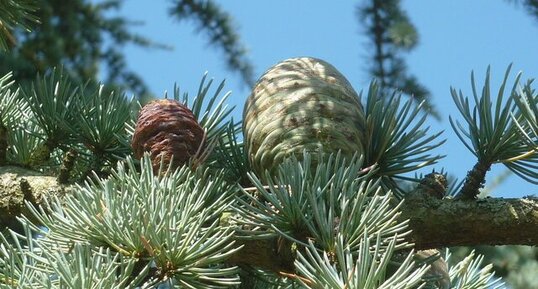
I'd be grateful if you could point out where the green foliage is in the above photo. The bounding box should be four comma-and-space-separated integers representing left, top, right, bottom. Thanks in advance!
20, 68, 79, 148
0, 72, 25, 128
295, 236, 427, 289
161, 73, 249, 183
363, 82, 445, 196
235, 153, 431, 288
447, 251, 504, 289
513, 80, 537, 142
0, 68, 522, 287
1, 73, 250, 285
16, 68, 135, 175
6, 122, 42, 166
211, 120, 251, 186
57, 84, 135, 162
449, 245, 538, 289
447, 66, 538, 286
236, 153, 410, 252
1, 0, 533, 286
169, 73, 235, 142
0, 72, 42, 166
0, 218, 150, 288
388, 20, 418, 50
450, 66, 538, 198
0, 0, 255, 96
17, 155, 241, 288
512, 80, 538, 183
507, 0, 538, 23
0, 0, 160, 96
358, 0, 438, 118
170, 0, 255, 87
451, 66, 522, 163
0, 0, 39, 51
507, 261, 538, 289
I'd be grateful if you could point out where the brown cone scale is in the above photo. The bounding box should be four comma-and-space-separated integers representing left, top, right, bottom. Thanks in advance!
132, 99, 205, 173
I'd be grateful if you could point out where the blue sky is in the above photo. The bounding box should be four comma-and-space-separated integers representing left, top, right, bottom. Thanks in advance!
117, 1, 538, 198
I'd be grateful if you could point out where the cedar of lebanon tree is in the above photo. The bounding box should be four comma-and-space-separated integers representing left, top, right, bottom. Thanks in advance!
1, 2, 538, 289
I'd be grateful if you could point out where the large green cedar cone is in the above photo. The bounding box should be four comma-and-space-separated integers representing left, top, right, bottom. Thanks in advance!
243, 57, 365, 176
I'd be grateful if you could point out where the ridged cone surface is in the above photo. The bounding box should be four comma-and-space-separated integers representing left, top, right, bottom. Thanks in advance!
132, 99, 204, 172
243, 57, 365, 176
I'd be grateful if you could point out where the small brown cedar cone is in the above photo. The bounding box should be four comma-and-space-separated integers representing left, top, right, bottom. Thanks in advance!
132, 99, 205, 173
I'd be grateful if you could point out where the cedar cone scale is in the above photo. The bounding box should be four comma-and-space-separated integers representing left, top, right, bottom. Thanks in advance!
132, 99, 205, 173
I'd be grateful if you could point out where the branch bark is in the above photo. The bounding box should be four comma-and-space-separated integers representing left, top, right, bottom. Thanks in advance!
1, 166, 537, 273
0, 166, 71, 228
402, 192, 538, 249
226, 194, 538, 273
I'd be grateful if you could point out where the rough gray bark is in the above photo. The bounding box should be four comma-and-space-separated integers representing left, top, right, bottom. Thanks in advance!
1, 166, 537, 273
402, 191, 538, 249
0, 166, 71, 227
227, 194, 538, 273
